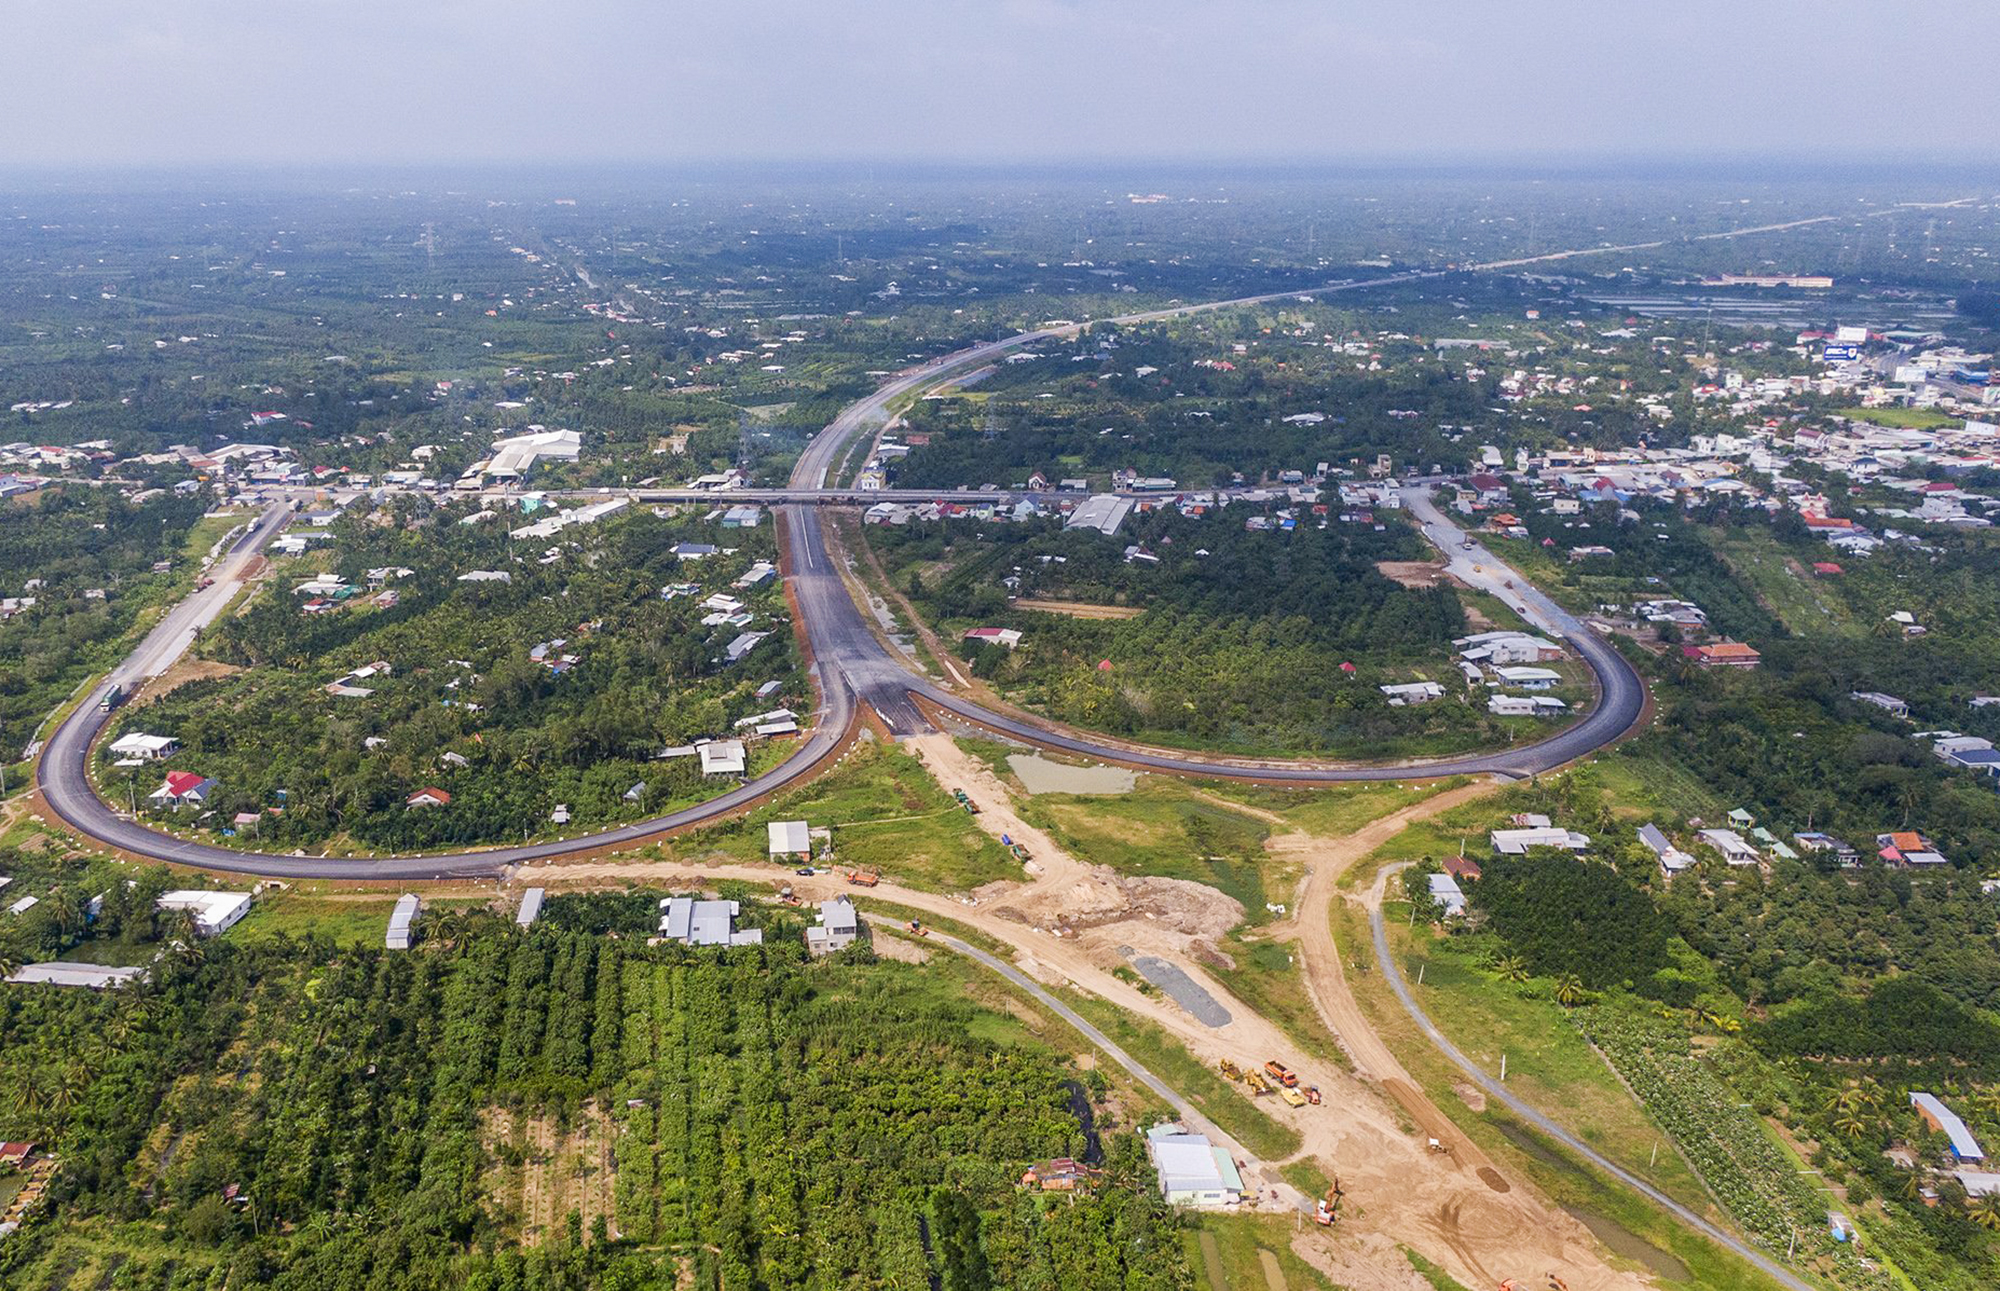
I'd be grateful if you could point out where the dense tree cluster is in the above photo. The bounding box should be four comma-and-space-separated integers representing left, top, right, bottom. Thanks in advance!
0, 486, 209, 755
0, 907, 1191, 1291
870, 510, 1492, 756
1468, 850, 1673, 989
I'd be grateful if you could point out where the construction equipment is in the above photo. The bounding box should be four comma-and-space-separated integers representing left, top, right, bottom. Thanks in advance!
1304, 1085, 1322, 1105
953, 789, 979, 814
1279, 1086, 1307, 1108
845, 867, 881, 887
1312, 1177, 1345, 1226
1427, 1136, 1450, 1155
1263, 1060, 1299, 1088
1245, 1070, 1272, 1096
1218, 1059, 1243, 1081
907, 919, 929, 937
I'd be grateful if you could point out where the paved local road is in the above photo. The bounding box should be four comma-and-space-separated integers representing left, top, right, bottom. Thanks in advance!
1368, 863, 1815, 1291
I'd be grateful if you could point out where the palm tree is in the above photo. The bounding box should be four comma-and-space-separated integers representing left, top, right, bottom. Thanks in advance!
1554, 973, 1586, 1009
1493, 955, 1528, 983
1970, 1195, 2000, 1231
1833, 1109, 1868, 1140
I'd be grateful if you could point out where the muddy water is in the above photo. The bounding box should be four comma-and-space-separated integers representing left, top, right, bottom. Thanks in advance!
1561, 1205, 1691, 1283
1007, 753, 1136, 795
1492, 1121, 1692, 1282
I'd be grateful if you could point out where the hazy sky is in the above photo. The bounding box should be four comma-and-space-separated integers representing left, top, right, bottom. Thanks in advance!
7, 1, 1998, 169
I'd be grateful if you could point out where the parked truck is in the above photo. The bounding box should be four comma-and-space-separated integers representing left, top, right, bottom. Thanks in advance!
845, 867, 881, 887
1263, 1060, 1299, 1088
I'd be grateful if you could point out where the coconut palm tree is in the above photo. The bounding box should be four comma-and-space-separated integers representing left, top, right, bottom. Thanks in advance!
1970, 1195, 2000, 1231
1493, 955, 1528, 983
1554, 973, 1586, 1008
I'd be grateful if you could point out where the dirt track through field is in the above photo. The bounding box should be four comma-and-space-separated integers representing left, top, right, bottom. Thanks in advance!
529, 739, 1656, 1289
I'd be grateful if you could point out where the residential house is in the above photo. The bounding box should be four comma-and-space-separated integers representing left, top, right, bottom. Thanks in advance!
1490, 821, 1590, 854
1428, 872, 1468, 918
1638, 824, 1696, 874
108, 733, 179, 762
1851, 691, 1910, 718
658, 896, 764, 947
1380, 681, 1445, 705
1877, 831, 1949, 867
1687, 642, 1762, 668
150, 770, 214, 808
806, 897, 859, 955
1021, 1158, 1105, 1192
1697, 829, 1761, 865
406, 787, 452, 808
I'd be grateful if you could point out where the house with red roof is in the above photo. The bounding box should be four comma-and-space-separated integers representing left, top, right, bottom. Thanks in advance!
406, 787, 452, 809
149, 771, 214, 807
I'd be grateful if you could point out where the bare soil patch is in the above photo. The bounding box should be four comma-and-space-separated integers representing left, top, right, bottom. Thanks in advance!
1012, 598, 1144, 620
1374, 560, 1446, 589
135, 657, 242, 705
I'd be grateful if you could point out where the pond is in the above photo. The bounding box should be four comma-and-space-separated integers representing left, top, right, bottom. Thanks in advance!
1006, 753, 1136, 796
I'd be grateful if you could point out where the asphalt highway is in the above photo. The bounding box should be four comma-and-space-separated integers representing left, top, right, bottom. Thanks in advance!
37, 270, 1644, 878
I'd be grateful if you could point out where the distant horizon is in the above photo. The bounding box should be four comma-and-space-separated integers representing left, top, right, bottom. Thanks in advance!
2, 154, 1997, 189
7, 3, 1996, 171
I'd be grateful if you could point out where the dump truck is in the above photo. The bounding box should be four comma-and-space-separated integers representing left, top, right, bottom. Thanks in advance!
953, 789, 979, 814
1279, 1086, 1308, 1108
845, 867, 881, 887
1218, 1059, 1242, 1081
1263, 1060, 1299, 1088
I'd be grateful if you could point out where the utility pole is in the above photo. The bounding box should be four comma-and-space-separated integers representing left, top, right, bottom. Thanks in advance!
1500, 1053, 1507, 1081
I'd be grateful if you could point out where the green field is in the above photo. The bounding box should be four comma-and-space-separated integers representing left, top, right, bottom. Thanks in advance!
1705, 529, 1861, 637
669, 739, 1022, 891
1836, 407, 1964, 430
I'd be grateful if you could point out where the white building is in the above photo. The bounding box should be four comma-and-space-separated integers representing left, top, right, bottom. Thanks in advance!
156, 890, 253, 937
658, 896, 764, 947
1490, 826, 1590, 854
108, 732, 180, 762
1428, 872, 1467, 918
698, 739, 747, 776
481, 428, 582, 481
767, 820, 812, 858
1380, 681, 1445, 706
6, 962, 146, 989
387, 894, 422, 949
1145, 1125, 1244, 1208
806, 897, 860, 955
1697, 829, 1761, 866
